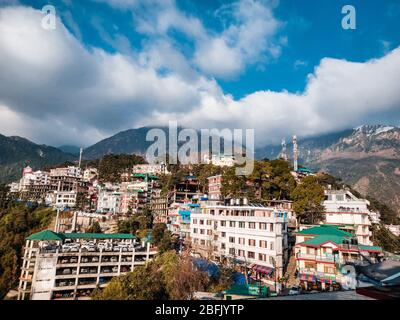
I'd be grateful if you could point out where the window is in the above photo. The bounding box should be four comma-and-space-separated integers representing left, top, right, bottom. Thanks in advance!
324, 265, 335, 274
200, 220, 204, 225
221, 243, 226, 249
229, 221, 236, 228
200, 229, 205, 235
259, 223, 267, 230
259, 240, 268, 248
247, 251, 255, 259
305, 261, 316, 269
193, 228, 198, 234
269, 224, 274, 232
239, 221, 245, 228
306, 247, 315, 255
229, 237, 235, 243
200, 240, 205, 245
238, 238, 245, 245
220, 221, 226, 227
248, 239, 256, 246
238, 250, 245, 257
193, 219, 197, 224
207, 220, 212, 225
270, 242, 274, 250
221, 232, 226, 238
258, 253, 267, 261
207, 230, 212, 236
248, 222, 256, 229
229, 248, 235, 255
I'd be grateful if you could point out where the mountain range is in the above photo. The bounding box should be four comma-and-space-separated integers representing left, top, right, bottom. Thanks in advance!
1, 124, 400, 218
0, 134, 76, 183
257, 125, 400, 217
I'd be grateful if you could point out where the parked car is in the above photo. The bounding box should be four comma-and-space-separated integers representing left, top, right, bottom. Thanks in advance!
289, 286, 301, 295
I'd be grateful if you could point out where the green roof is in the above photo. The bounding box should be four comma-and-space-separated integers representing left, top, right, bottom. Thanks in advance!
296, 225, 353, 237
26, 230, 135, 241
299, 235, 348, 246
26, 230, 64, 241
132, 173, 159, 180
359, 245, 382, 252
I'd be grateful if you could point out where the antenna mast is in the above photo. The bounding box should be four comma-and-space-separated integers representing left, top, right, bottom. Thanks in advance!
293, 135, 298, 172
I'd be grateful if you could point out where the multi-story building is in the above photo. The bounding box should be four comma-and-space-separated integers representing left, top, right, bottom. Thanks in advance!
132, 164, 169, 175
167, 203, 197, 240
96, 191, 122, 214
172, 175, 201, 203
207, 175, 223, 202
54, 190, 77, 208
203, 154, 235, 167
323, 190, 376, 245
83, 168, 98, 182
150, 189, 171, 224
190, 202, 289, 289
294, 224, 382, 291
18, 230, 157, 300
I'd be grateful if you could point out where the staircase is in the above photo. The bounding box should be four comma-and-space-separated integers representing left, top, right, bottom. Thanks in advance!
284, 253, 299, 287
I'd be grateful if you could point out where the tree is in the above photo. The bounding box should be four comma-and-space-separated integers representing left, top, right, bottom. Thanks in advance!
92, 251, 208, 300
157, 231, 175, 254
86, 221, 102, 233
152, 223, 168, 244
0, 204, 54, 299
292, 176, 325, 224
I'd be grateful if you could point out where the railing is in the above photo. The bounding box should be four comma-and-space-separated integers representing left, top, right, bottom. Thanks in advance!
297, 253, 335, 262
338, 244, 359, 251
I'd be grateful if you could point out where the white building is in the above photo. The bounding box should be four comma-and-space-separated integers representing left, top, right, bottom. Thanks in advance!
323, 190, 374, 245
54, 191, 77, 208
18, 230, 157, 300
19, 167, 51, 191
83, 168, 98, 182
190, 202, 289, 285
97, 191, 122, 214
132, 164, 169, 175
203, 154, 235, 167
50, 166, 82, 179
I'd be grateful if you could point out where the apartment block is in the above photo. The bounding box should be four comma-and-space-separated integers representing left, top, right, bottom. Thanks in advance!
323, 190, 377, 245
18, 230, 157, 300
295, 225, 382, 291
190, 203, 289, 284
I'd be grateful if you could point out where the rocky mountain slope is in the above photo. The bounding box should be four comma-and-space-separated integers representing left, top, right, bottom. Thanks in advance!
256, 125, 400, 217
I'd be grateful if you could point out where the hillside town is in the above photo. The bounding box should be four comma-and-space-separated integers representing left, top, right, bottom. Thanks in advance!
3, 139, 400, 301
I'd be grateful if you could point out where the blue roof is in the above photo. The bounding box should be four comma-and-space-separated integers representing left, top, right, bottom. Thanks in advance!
178, 210, 191, 216
193, 259, 220, 278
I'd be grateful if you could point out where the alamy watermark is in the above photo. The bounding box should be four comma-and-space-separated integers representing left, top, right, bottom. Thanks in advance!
342, 5, 356, 30
145, 121, 254, 176
41, 5, 56, 30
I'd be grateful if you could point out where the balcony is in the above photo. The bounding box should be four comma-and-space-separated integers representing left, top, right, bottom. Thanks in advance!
296, 253, 335, 262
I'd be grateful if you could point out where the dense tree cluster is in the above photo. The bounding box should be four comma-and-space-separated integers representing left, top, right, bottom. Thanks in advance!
92, 251, 232, 300
98, 154, 146, 183
0, 199, 54, 299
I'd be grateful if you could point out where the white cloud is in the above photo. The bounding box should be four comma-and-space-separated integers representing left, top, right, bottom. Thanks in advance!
1, 5, 400, 149
96, 0, 283, 79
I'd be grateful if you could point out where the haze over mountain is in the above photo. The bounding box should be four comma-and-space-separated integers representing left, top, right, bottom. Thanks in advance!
0, 134, 77, 183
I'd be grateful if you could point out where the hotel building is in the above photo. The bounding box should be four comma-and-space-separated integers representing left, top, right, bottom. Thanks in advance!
18, 230, 157, 300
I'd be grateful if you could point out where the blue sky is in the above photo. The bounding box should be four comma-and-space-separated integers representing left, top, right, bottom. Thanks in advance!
0, 0, 400, 146
17, 0, 400, 97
